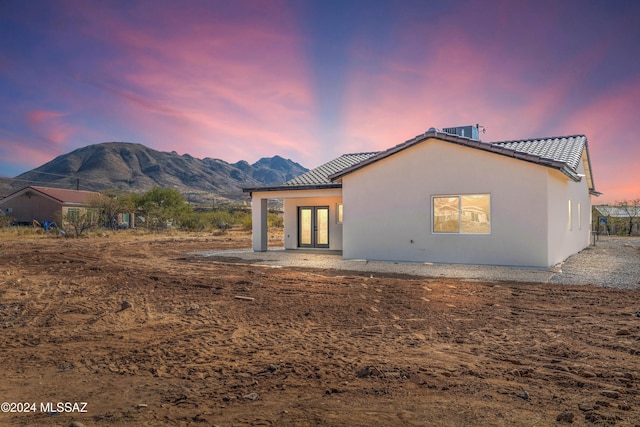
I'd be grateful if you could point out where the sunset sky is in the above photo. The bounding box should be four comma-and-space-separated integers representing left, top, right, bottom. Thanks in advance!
1, 0, 639, 203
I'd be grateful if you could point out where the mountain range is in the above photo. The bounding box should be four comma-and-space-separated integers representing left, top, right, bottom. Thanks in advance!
0, 142, 308, 203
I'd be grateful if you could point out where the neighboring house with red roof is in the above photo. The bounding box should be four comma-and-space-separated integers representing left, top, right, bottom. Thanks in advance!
244, 126, 599, 268
0, 186, 116, 228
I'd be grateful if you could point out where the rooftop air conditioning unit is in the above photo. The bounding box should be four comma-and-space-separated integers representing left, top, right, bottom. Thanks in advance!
441, 125, 480, 140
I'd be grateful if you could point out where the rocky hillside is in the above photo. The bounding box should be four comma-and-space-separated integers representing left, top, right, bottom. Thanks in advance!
3, 142, 307, 202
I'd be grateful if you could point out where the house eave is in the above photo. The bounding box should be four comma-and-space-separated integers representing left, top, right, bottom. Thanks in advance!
243, 183, 343, 193
328, 130, 591, 184
559, 165, 581, 182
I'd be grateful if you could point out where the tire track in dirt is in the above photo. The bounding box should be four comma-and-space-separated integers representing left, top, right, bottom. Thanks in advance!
1, 234, 639, 426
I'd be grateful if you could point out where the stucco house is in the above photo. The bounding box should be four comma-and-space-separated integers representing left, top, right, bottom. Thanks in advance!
593, 204, 640, 235
244, 126, 599, 268
0, 185, 134, 228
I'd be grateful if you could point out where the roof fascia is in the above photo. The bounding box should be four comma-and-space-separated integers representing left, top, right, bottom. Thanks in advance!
0, 186, 36, 202
581, 140, 597, 194
243, 183, 342, 193
0, 186, 98, 205
0, 186, 65, 204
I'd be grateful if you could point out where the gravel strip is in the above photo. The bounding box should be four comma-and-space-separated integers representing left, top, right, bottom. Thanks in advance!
548, 236, 640, 288
191, 236, 640, 288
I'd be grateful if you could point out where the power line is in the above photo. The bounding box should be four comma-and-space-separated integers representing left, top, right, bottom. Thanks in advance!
2, 175, 118, 192
14, 170, 113, 187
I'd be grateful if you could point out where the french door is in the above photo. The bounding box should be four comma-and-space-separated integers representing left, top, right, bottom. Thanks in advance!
298, 206, 329, 248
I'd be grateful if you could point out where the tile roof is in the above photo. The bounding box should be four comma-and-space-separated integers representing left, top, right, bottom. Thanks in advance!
243, 152, 378, 191
329, 130, 594, 190
244, 130, 597, 195
594, 205, 640, 218
282, 153, 379, 187
492, 135, 586, 172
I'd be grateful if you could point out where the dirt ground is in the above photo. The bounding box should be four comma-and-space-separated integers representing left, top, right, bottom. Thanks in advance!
0, 230, 639, 427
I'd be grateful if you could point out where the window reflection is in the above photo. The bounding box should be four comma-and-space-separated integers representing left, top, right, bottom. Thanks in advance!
316, 208, 329, 245
461, 195, 490, 233
433, 197, 459, 232
433, 195, 490, 234
300, 208, 312, 245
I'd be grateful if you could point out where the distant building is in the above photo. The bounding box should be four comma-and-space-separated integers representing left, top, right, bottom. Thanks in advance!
593, 205, 640, 235
0, 185, 134, 228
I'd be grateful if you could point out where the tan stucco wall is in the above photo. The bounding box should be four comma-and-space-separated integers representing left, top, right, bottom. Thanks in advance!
341, 138, 591, 267
0, 192, 62, 223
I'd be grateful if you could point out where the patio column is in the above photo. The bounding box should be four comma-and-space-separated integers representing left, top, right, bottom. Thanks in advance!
252, 196, 268, 251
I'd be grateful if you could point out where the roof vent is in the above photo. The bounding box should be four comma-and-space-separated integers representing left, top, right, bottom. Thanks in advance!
441, 124, 483, 140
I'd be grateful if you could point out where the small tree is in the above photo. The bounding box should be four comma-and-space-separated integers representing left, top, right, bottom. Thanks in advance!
616, 199, 640, 236
136, 187, 191, 231
90, 190, 136, 230
62, 208, 98, 237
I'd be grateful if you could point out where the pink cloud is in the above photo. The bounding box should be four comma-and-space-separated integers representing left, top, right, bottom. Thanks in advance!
340, 34, 527, 151
58, 0, 323, 166
25, 109, 75, 146
559, 78, 640, 204
0, 134, 60, 174
341, 26, 611, 149
6, 0, 636, 204
339, 19, 639, 204
337, 0, 619, 149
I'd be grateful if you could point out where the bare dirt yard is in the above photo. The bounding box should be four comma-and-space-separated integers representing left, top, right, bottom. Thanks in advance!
1, 230, 639, 426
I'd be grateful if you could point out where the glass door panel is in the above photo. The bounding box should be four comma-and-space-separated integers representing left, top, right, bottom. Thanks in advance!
299, 207, 312, 246
316, 207, 329, 247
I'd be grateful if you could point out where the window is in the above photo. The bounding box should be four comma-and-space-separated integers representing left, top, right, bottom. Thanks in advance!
67, 207, 81, 222
433, 194, 490, 234
577, 203, 581, 230
568, 200, 572, 231
336, 203, 343, 224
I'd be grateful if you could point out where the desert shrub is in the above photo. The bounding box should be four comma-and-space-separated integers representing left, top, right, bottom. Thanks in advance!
180, 208, 252, 233
0, 225, 49, 240
210, 210, 235, 228
241, 214, 252, 231
238, 211, 283, 231
18, 226, 38, 237
61, 209, 99, 238
231, 210, 251, 230
0, 214, 13, 228
179, 215, 201, 231
268, 212, 283, 228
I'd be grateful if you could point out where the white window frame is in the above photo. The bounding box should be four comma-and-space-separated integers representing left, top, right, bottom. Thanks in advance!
336, 203, 343, 224
431, 194, 491, 235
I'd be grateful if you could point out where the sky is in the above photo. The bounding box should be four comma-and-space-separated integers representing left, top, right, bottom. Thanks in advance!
1, 0, 639, 204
